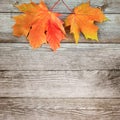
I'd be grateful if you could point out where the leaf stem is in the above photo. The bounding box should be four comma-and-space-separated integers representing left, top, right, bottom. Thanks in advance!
50, 0, 60, 11
61, 0, 73, 12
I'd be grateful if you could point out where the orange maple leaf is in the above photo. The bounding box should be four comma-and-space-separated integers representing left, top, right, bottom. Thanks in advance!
13, 1, 66, 50
65, 2, 107, 43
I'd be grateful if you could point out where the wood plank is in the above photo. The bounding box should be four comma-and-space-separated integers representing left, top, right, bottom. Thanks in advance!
0, 13, 120, 43
0, 70, 120, 97
0, 98, 120, 120
0, 0, 120, 14
0, 43, 120, 71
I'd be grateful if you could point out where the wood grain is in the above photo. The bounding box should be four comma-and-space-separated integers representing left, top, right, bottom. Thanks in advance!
0, 13, 120, 43
0, 0, 120, 14
0, 70, 120, 97
0, 0, 120, 119
0, 98, 120, 120
0, 43, 120, 71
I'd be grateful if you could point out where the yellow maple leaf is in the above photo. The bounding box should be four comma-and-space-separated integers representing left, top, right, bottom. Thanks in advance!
65, 2, 107, 43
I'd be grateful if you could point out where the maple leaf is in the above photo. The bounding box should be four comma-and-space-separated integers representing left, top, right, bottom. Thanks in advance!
13, 1, 66, 50
65, 2, 107, 43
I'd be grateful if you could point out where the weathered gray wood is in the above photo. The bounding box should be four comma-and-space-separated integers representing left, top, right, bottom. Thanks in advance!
0, 0, 120, 13
0, 70, 120, 97
0, 98, 120, 120
0, 13, 120, 43
0, 0, 119, 119
0, 43, 120, 71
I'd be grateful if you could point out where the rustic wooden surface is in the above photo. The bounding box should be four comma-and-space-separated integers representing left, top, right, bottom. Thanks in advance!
0, 98, 120, 120
0, 0, 120, 120
0, 14, 120, 43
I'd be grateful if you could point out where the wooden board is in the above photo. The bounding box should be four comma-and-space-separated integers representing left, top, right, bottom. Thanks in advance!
0, 43, 120, 71
0, 0, 120, 119
0, 70, 120, 97
0, 0, 120, 14
0, 13, 120, 43
0, 98, 120, 120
